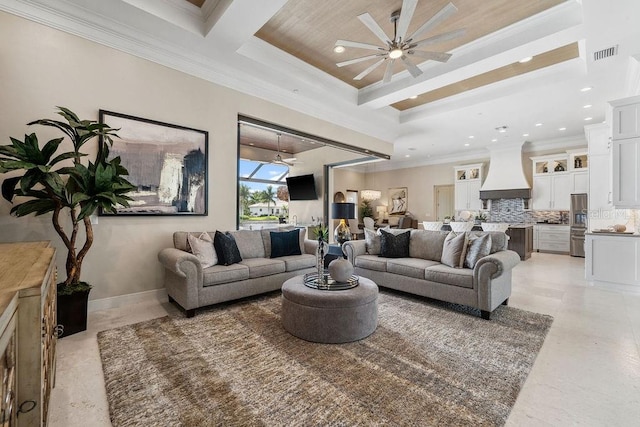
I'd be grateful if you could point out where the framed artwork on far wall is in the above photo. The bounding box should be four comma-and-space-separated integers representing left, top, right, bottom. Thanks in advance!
98, 110, 208, 216
388, 187, 408, 215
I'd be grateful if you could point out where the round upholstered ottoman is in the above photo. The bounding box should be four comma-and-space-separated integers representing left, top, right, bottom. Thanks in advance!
281, 275, 378, 344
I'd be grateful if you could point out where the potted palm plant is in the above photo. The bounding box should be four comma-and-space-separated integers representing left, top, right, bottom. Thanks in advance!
0, 107, 135, 337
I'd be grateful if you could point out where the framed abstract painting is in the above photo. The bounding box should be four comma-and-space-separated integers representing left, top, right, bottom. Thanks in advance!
99, 110, 208, 215
388, 187, 408, 215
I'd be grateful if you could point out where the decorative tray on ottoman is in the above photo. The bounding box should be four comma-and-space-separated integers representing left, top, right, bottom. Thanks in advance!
303, 272, 359, 290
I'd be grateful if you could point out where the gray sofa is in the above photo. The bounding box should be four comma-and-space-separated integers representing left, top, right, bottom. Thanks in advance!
158, 228, 317, 317
342, 229, 520, 319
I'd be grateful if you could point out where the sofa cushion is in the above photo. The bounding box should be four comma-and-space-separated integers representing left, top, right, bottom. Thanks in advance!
187, 232, 218, 268
355, 254, 388, 272
229, 230, 265, 259
174, 231, 214, 252
425, 264, 474, 289
203, 263, 250, 286
261, 227, 306, 257
238, 258, 285, 278
214, 231, 243, 266
270, 229, 302, 258
364, 228, 381, 255
409, 230, 449, 261
464, 233, 492, 269
279, 254, 316, 272
387, 258, 440, 280
379, 229, 410, 258
441, 232, 467, 268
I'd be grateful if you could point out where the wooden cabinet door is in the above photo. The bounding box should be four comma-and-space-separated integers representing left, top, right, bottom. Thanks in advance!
454, 182, 468, 210
589, 154, 612, 211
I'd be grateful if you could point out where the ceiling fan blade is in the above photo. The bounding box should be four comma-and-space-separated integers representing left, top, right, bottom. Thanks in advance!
411, 28, 466, 49
336, 39, 385, 51
337, 54, 382, 68
401, 55, 423, 78
396, 0, 418, 42
357, 13, 391, 45
407, 2, 458, 42
354, 58, 386, 80
383, 59, 395, 83
408, 50, 452, 62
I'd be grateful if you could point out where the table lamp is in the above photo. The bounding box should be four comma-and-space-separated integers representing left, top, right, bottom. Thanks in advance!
331, 202, 355, 245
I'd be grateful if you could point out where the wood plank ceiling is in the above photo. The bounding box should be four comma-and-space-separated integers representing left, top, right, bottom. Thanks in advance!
256, 0, 568, 109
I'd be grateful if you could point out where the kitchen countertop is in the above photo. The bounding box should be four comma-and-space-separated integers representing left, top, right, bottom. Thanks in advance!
507, 224, 534, 229
586, 231, 640, 237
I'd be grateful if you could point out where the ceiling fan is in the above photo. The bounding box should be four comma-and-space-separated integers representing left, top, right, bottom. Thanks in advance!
273, 133, 300, 165
335, 0, 465, 83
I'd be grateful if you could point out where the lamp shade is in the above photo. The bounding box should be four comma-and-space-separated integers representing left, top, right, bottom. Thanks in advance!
331, 202, 355, 219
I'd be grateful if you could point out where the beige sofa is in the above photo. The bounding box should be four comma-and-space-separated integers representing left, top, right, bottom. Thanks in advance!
158, 228, 317, 317
342, 229, 520, 319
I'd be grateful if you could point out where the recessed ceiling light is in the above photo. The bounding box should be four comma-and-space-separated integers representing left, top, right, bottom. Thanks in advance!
583, 104, 592, 109
580, 86, 592, 92
559, 127, 567, 131
535, 123, 543, 127
333, 45, 345, 53
468, 135, 474, 139
249, 143, 254, 146
405, 154, 411, 158
409, 95, 418, 99
491, 138, 497, 142
584, 117, 593, 121
523, 133, 529, 137
519, 56, 533, 63
464, 143, 470, 147
495, 126, 508, 133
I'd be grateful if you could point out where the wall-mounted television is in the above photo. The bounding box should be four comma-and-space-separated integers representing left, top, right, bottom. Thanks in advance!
286, 174, 317, 200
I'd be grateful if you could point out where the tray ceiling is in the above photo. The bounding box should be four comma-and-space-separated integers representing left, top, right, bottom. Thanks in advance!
256, 0, 566, 90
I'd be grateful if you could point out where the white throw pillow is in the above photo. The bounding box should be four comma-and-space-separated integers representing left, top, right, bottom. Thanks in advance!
187, 232, 218, 268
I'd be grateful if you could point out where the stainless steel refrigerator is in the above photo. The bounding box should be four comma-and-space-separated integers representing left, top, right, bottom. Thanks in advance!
570, 193, 588, 257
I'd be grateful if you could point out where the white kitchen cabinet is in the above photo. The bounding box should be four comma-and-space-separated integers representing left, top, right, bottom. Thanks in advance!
531, 174, 570, 210
611, 96, 640, 140
585, 123, 612, 212
535, 224, 570, 253
612, 137, 640, 208
610, 96, 640, 208
586, 233, 640, 285
454, 164, 482, 211
571, 171, 589, 193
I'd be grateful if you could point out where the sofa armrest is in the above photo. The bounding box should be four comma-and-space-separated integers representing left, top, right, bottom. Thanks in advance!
158, 247, 202, 278
342, 240, 367, 264
304, 239, 319, 255
473, 249, 520, 279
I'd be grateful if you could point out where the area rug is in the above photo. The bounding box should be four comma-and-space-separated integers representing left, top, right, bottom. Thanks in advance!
97, 291, 553, 427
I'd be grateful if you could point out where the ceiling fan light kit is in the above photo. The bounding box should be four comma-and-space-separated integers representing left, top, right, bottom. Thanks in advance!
335, 0, 465, 84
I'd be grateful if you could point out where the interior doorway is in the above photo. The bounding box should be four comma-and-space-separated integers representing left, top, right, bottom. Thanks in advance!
434, 185, 454, 220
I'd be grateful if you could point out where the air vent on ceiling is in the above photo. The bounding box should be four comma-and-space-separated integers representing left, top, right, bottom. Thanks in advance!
593, 45, 618, 61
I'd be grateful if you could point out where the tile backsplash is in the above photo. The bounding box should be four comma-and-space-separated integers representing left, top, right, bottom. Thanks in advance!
456, 198, 567, 224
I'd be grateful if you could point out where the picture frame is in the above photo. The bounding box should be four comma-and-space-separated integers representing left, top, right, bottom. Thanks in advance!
99, 110, 208, 216
388, 187, 408, 215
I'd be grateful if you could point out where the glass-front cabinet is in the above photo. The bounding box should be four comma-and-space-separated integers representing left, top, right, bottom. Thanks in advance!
532, 154, 569, 175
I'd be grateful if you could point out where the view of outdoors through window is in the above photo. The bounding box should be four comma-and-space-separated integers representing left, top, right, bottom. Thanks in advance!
239, 159, 290, 230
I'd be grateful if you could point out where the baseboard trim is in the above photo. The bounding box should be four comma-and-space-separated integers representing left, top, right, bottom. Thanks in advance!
88, 288, 168, 313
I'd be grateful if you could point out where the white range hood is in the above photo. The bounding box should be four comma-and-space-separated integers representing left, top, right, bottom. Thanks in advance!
479, 142, 531, 200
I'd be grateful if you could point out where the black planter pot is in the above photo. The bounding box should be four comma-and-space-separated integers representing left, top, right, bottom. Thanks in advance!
57, 288, 90, 338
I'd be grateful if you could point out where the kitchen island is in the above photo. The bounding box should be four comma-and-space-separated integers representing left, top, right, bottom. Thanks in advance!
506, 224, 534, 260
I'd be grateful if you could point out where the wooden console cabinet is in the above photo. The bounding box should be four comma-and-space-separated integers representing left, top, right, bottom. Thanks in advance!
0, 242, 57, 427
506, 225, 533, 260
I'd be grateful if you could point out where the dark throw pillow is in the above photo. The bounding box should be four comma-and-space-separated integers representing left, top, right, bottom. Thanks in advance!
464, 233, 492, 269
379, 229, 410, 258
214, 231, 242, 266
270, 229, 302, 258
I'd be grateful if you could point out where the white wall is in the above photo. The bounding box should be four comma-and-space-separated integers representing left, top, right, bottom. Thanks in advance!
0, 12, 392, 301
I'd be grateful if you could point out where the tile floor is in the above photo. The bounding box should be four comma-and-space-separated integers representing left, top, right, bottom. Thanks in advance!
48, 253, 640, 426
